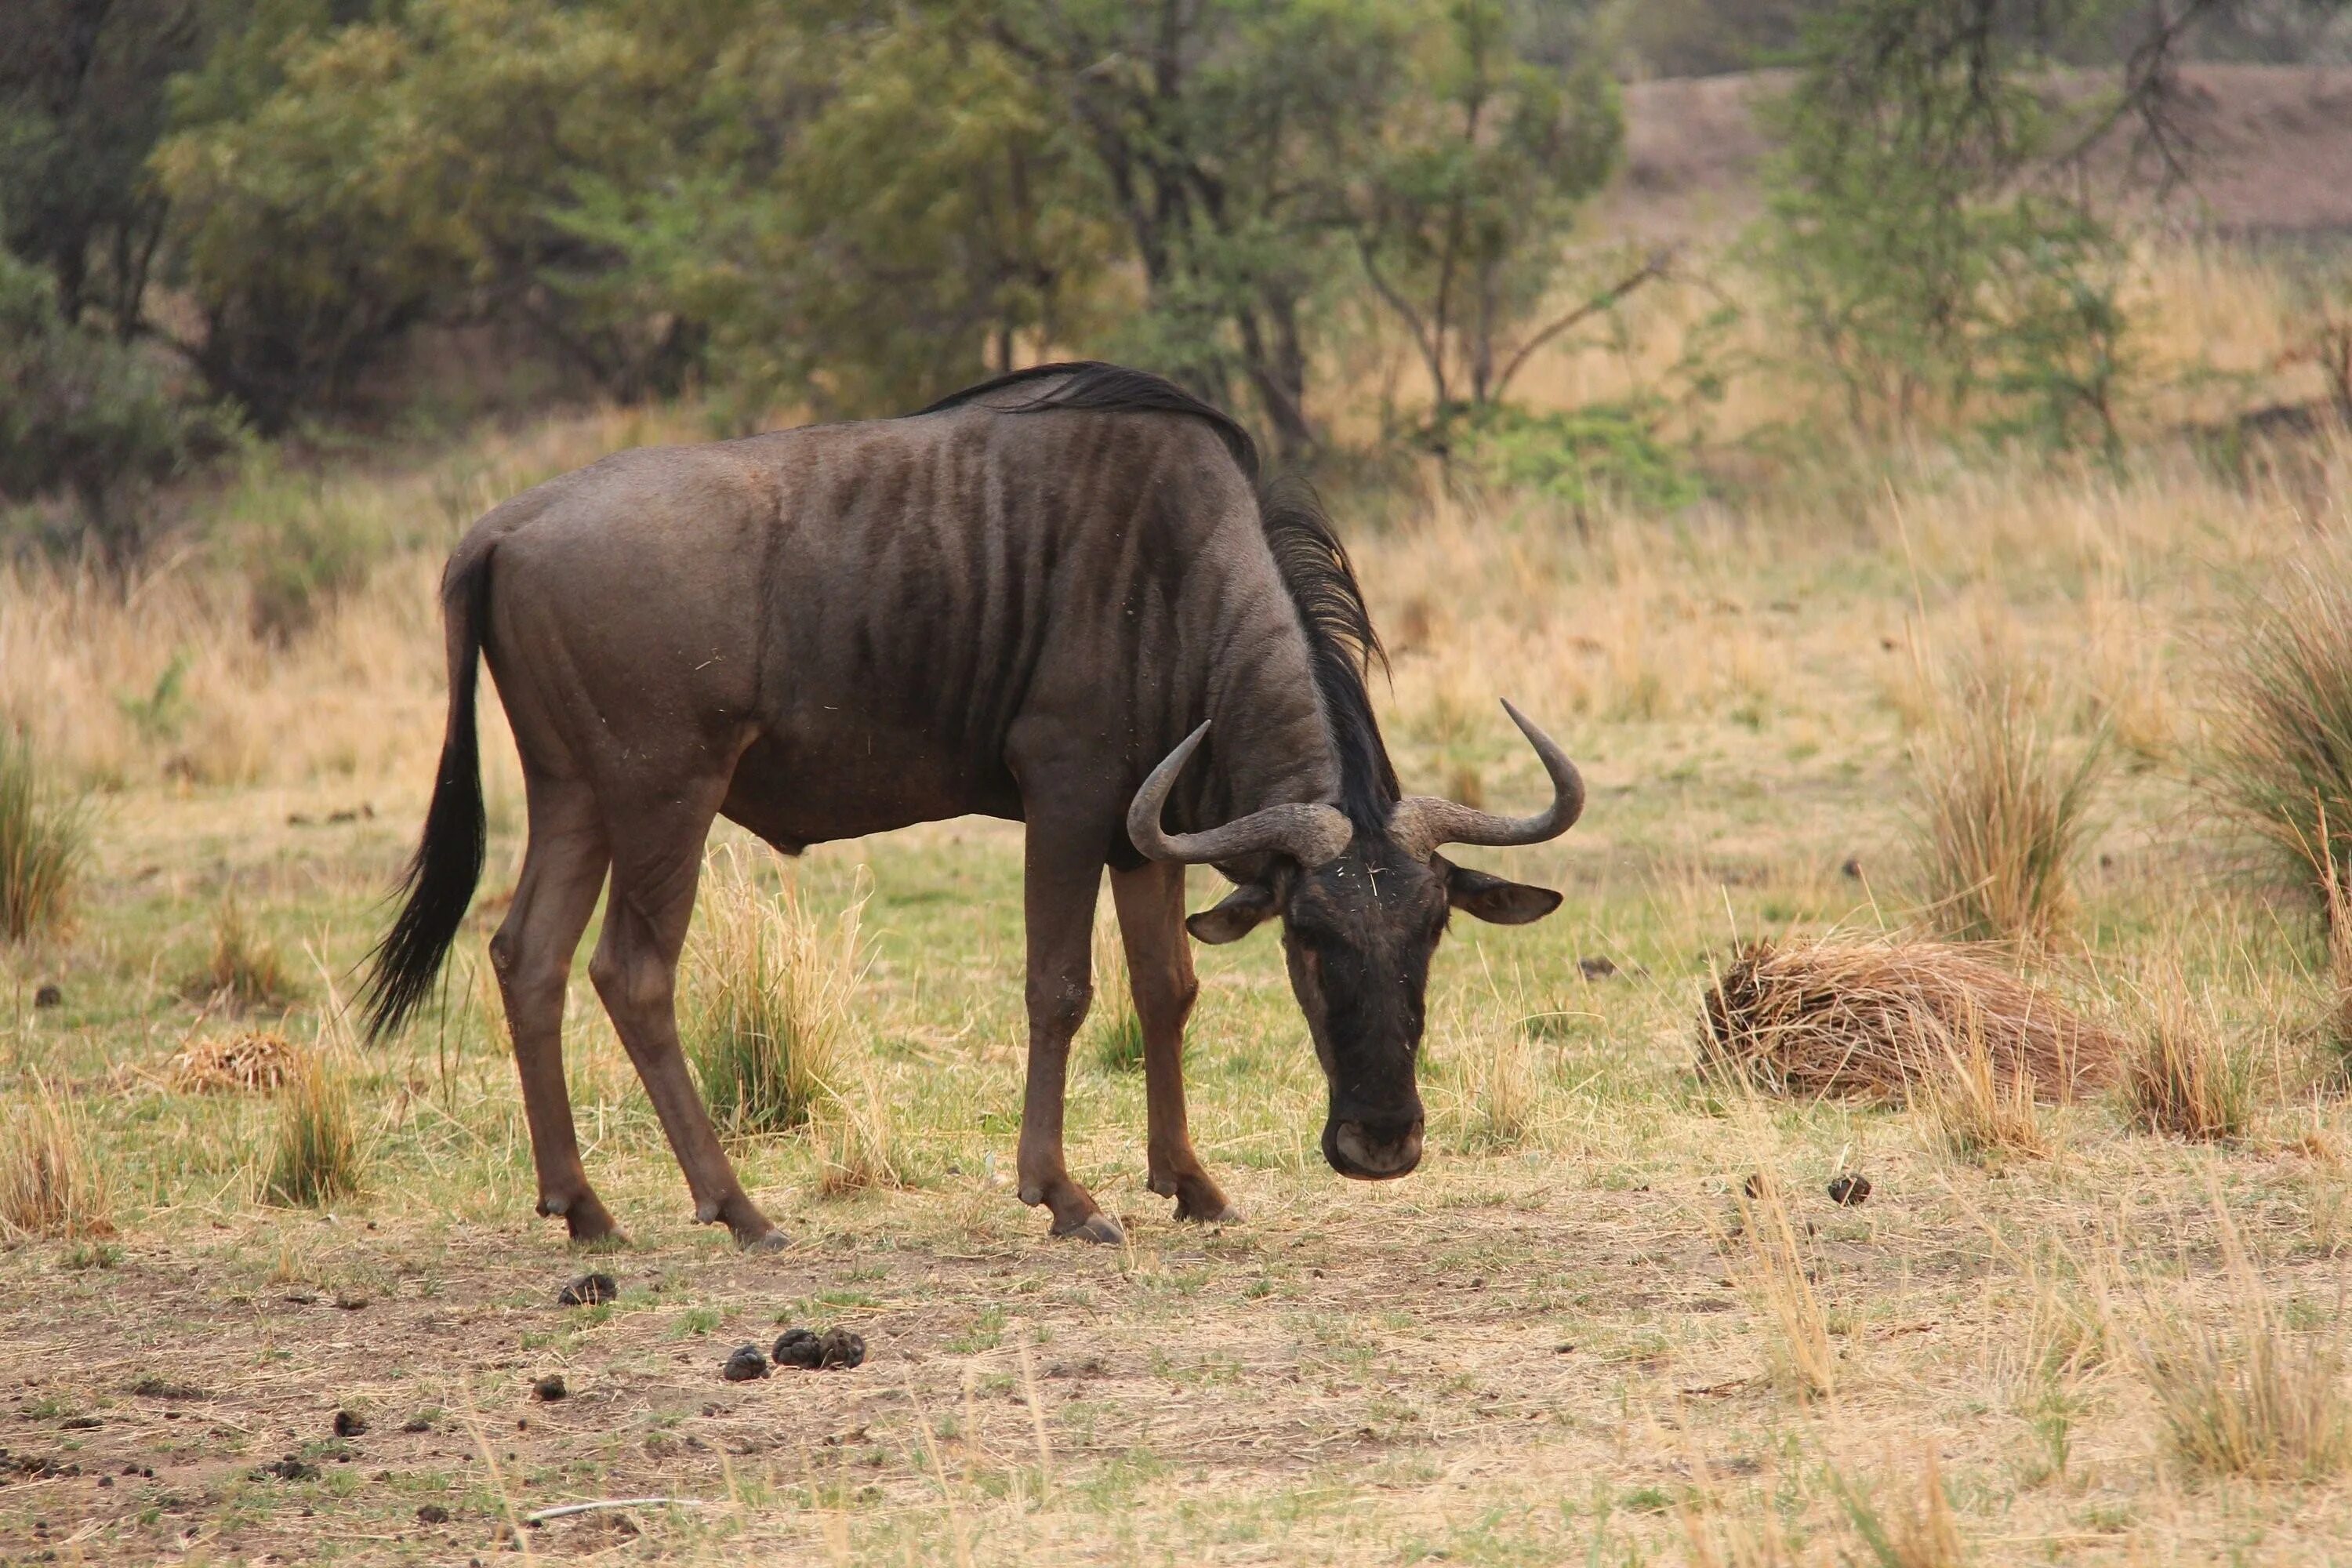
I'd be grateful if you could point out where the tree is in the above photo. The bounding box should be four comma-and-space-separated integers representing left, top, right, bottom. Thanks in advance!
1348, 0, 1622, 419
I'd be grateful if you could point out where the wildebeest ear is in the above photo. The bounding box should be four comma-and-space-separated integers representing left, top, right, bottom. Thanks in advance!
1186, 881, 1279, 944
1443, 862, 1563, 925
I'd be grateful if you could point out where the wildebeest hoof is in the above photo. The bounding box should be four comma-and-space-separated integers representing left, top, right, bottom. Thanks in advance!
736, 1226, 789, 1254
1174, 1196, 1243, 1225
1054, 1211, 1124, 1245
546, 1193, 625, 1247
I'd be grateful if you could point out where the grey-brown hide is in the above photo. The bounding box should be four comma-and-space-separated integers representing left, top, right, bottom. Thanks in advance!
362, 363, 1580, 1249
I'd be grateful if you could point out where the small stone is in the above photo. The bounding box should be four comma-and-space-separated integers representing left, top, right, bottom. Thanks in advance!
722, 1345, 769, 1382
332, 1410, 367, 1438
815, 1328, 866, 1370
771, 1327, 822, 1369
531, 1374, 566, 1402
32, 984, 61, 1009
557, 1272, 618, 1308
416, 1504, 451, 1525
401, 1414, 433, 1433
1577, 956, 1617, 980
1828, 1174, 1872, 1207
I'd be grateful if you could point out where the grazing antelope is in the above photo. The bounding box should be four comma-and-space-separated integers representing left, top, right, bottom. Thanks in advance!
364, 363, 1583, 1248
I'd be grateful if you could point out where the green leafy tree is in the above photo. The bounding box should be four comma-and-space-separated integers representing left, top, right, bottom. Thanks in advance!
1348, 0, 1622, 417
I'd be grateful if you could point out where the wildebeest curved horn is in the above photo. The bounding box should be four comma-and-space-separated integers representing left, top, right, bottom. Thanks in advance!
1127, 722, 1355, 867
1389, 700, 1584, 856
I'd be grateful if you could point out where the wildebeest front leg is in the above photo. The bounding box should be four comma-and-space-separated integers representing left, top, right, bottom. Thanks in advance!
589, 793, 784, 1251
1016, 813, 1123, 1244
1112, 861, 1240, 1223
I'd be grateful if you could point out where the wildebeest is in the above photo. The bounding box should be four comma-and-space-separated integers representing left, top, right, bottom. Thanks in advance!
362, 363, 1584, 1248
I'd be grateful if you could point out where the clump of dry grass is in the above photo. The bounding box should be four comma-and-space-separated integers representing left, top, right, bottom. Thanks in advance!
0, 728, 89, 942
168, 1029, 299, 1094
184, 896, 298, 1010
1831, 1451, 1965, 1568
2119, 979, 2256, 1142
1907, 651, 2107, 946
2135, 1200, 2352, 1481
815, 1074, 906, 1197
1701, 938, 2123, 1104
1724, 1173, 1837, 1401
684, 849, 862, 1134
0, 1073, 114, 1240
262, 1047, 363, 1207
1921, 1021, 2049, 1163
1443, 1022, 1540, 1152
2205, 554, 2352, 911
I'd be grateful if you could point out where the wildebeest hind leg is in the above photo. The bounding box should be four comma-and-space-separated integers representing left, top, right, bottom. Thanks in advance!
588, 787, 784, 1251
1015, 803, 1123, 1244
1112, 861, 1240, 1224
489, 777, 622, 1243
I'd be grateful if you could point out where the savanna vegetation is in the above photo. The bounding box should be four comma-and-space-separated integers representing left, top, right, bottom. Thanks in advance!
14, 0, 2352, 1562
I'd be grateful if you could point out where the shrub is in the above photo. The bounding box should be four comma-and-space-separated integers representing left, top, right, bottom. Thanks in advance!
1449, 401, 1706, 514
2207, 558, 2352, 912
683, 851, 859, 1134
262, 1047, 363, 1207
0, 1073, 114, 1240
0, 728, 89, 942
1907, 652, 2107, 946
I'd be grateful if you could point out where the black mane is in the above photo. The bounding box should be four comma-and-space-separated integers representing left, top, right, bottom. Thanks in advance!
913, 361, 1398, 830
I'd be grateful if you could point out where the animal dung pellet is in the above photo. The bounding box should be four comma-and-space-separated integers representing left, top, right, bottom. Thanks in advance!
772, 1326, 866, 1370
557, 1272, 618, 1307
531, 1374, 567, 1402
167, 1029, 299, 1094
1740, 1172, 1771, 1200
1827, 1174, 1871, 1207
332, 1410, 367, 1438
721, 1345, 769, 1382
32, 983, 61, 1008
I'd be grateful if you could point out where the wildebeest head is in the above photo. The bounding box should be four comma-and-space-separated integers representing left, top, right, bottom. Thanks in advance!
1128, 702, 1583, 1181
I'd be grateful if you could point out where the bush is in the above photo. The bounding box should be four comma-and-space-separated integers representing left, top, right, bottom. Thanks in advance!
0, 728, 89, 942
0, 238, 216, 573
1447, 401, 1706, 514
684, 851, 860, 1135
2208, 558, 2352, 912
1907, 653, 2107, 946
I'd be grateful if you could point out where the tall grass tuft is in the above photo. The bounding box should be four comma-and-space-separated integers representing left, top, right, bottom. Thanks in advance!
1085, 902, 1143, 1074
187, 895, 299, 1009
683, 849, 862, 1134
262, 1047, 364, 1207
0, 729, 89, 942
2120, 978, 2256, 1142
1922, 1019, 2049, 1163
1907, 652, 2107, 946
815, 1073, 907, 1197
2207, 557, 2352, 910
1726, 1174, 1837, 1400
0, 1073, 114, 1240
2136, 1200, 2352, 1481
1831, 1451, 1965, 1568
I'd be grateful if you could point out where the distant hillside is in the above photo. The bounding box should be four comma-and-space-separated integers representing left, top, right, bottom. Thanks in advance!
1601, 64, 2352, 241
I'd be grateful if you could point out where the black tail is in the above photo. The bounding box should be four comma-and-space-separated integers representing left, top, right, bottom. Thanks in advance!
361, 549, 492, 1040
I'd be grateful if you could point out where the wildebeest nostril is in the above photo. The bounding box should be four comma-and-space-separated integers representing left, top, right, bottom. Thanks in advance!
1329, 1120, 1424, 1180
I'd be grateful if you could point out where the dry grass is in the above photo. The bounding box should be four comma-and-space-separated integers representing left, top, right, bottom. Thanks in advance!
1724, 1173, 1837, 1400
1700, 938, 2124, 1104
814, 1073, 908, 1198
1907, 648, 2107, 946
1921, 1020, 2050, 1163
167, 1029, 299, 1094
0, 1073, 113, 1240
1085, 899, 1143, 1074
261, 1046, 363, 1207
0, 728, 88, 942
2134, 1200, 2352, 1481
2119, 978, 2256, 1142
683, 847, 862, 1135
1831, 1451, 1966, 1568
185, 896, 299, 1010
2206, 552, 2352, 909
